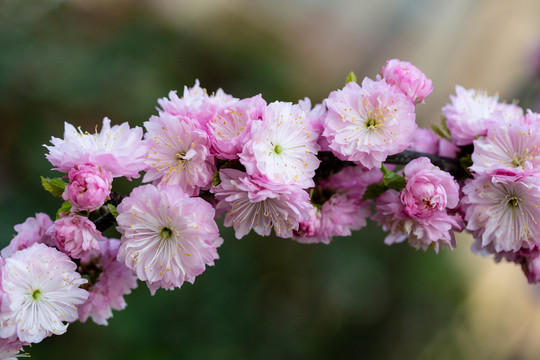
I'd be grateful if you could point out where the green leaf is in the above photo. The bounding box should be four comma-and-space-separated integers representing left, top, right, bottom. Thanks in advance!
362, 183, 387, 201
345, 71, 357, 84
431, 125, 449, 140
212, 171, 221, 187
56, 201, 72, 219
381, 165, 406, 192
41, 176, 67, 198
107, 203, 119, 218
441, 115, 450, 135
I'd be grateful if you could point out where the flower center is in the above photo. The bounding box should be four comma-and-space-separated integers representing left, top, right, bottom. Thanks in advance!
508, 196, 520, 207
512, 155, 525, 167
160, 227, 173, 240
273, 144, 284, 155
175, 153, 185, 163
32, 289, 42, 301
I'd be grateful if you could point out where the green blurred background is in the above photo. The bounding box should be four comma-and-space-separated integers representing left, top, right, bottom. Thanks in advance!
2, 0, 540, 359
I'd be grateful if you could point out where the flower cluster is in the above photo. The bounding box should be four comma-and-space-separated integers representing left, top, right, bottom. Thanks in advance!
5, 57, 540, 357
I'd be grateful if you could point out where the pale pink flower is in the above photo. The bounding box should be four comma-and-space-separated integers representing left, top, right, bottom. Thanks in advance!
320, 165, 383, 198
212, 169, 313, 239
158, 80, 237, 126
48, 214, 103, 259
372, 189, 462, 252
462, 175, 540, 252
438, 138, 460, 158
323, 77, 417, 169
207, 94, 266, 160
143, 113, 215, 196
63, 164, 112, 212
442, 86, 500, 146
401, 157, 460, 219
292, 207, 323, 243
470, 124, 540, 175
116, 184, 222, 295
318, 192, 371, 240
1, 213, 53, 258
0, 243, 88, 343
78, 238, 138, 326
0, 337, 27, 359
240, 101, 320, 188
298, 97, 331, 151
409, 128, 439, 154
45, 117, 147, 179
380, 59, 433, 104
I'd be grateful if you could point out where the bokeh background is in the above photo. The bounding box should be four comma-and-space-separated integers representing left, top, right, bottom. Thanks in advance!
2, 0, 540, 359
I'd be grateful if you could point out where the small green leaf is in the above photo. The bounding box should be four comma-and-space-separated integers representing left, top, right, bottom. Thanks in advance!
107, 203, 119, 218
41, 176, 67, 198
212, 171, 221, 187
460, 153, 473, 171
56, 201, 72, 219
362, 183, 387, 201
345, 71, 357, 84
381, 165, 406, 192
441, 115, 450, 135
431, 125, 449, 140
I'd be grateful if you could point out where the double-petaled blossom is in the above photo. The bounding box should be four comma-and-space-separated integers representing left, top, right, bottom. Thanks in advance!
470, 123, 540, 176
143, 113, 215, 196
158, 80, 237, 126
207, 94, 266, 160
372, 157, 462, 252
323, 77, 416, 169
1, 213, 53, 258
78, 238, 138, 325
63, 164, 112, 212
380, 58, 433, 104
462, 174, 540, 253
240, 101, 320, 188
45, 117, 147, 179
212, 169, 313, 239
0, 243, 88, 343
48, 214, 103, 259
116, 184, 222, 295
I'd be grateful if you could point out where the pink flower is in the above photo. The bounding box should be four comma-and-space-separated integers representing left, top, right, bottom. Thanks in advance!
372, 189, 462, 252
372, 158, 462, 252
116, 184, 222, 295
409, 128, 439, 154
143, 113, 215, 196
438, 138, 460, 158
158, 80, 237, 126
401, 157, 460, 219
48, 214, 103, 259
442, 86, 501, 146
292, 207, 323, 243
0, 337, 27, 359
45, 117, 147, 179
240, 101, 320, 188
212, 169, 313, 239
0, 243, 88, 343
380, 59, 433, 104
462, 174, 540, 252
207, 94, 266, 160
323, 77, 417, 169
78, 238, 138, 325
63, 164, 112, 212
1, 213, 53, 257
471, 123, 540, 176
318, 192, 371, 240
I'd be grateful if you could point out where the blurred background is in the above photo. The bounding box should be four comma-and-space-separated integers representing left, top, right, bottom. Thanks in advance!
1, 0, 540, 359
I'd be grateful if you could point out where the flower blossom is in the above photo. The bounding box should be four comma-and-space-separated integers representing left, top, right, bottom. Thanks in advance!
116, 184, 222, 295
207, 94, 266, 160
1, 213, 53, 258
323, 77, 416, 169
48, 214, 103, 259
372, 157, 462, 252
45, 117, 147, 179
158, 80, 237, 126
63, 164, 112, 212
380, 58, 433, 104
462, 174, 540, 253
78, 238, 138, 325
143, 112, 215, 196
212, 169, 313, 239
240, 101, 320, 188
0, 243, 88, 343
